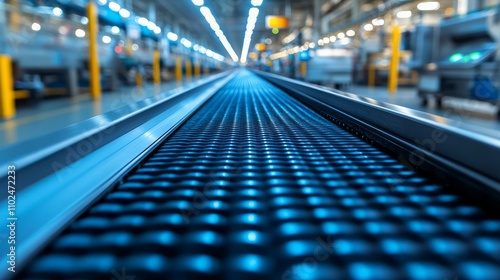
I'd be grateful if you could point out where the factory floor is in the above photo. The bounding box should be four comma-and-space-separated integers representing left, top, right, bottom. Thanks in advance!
0, 77, 204, 148
1, 78, 499, 149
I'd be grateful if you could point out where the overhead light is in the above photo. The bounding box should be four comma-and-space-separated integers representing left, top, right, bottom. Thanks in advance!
206, 50, 214, 57
137, 17, 148, 26
193, 44, 200, 51
346, 30, 355, 37
323, 37, 330, 43
181, 38, 192, 48
192, 0, 204, 6
153, 26, 161, 34
329, 35, 336, 42
111, 26, 120, 34
81, 17, 88, 25
75, 29, 86, 38
31, 23, 41, 31
98, 0, 107, 5
309, 42, 315, 48
102, 35, 111, 44
318, 39, 324, 46
364, 23, 374, 31
108, 2, 121, 12
52, 7, 63, 16
340, 38, 351, 45
397, 10, 412, 18
132, 44, 139, 51
337, 32, 345, 39
197, 6, 236, 62
240, 7, 261, 63
372, 18, 384, 26
119, 9, 130, 18
167, 32, 178, 41
199, 46, 206, 54
417, 2, 440, 11
251, 0, 263, 7
147, 21, 156, 31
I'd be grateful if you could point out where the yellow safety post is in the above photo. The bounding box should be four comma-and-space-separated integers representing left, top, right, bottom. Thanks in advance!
194, 61, 201, 78
87, 2, 101, 99
300, 61, 307, 78
135, 72, 142, 87
388, 26, 401, 94
153, 50, 161, 85
186, 59, 192, 81
125, 39, 133, 57
175, 56, 182, 83
0, 56, 15, 118
368, 64, 376, 88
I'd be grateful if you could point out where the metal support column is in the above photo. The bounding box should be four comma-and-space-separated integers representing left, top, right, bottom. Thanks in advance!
87, 2, 101, 99
389, 26, 401, 94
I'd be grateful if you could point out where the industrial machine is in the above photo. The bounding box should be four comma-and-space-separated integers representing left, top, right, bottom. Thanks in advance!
305, 48, 354, 89
412, 7, 500, 116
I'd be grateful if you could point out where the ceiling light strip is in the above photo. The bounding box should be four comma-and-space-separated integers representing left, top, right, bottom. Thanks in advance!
240, 6, 260, 64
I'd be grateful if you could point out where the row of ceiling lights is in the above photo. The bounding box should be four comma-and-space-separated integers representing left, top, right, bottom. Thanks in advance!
240, 0, 263, 63
192, 0, 239, 62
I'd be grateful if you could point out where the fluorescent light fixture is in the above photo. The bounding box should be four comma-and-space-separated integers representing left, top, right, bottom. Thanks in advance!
75, 29, 86, 38
137, 17, 148, 26
98, 0, 107, 5
154, 26, 161, 34
102, 35, 111, 44
417, 2, 440, 11
81, 17, 88, 25
329, 35, 336, 42
309, 42, 315, 48
193, 44, 200, 51
397, 10, 412, 18
111, 26, 120, 34
199, 46, 206, 54
167, 32, 178, 41
192, 0, 204, 6
31, 23, 41, 31
147, 21, 156, 31
108, 2, 121, 12
251, 0, 263, 6
181, 38, 192, 48
364, 23, 374, 31
323, 37, 330, 43
318, 39, 324, 46
346, 30, 355, 36
372, 18, 384, 26
197, 6, 237, 62
206, 50, 214, 57
240, 7, 261, 63
52, 7, 63, 16
337, 32, 345, 39
119, 9, 130, 18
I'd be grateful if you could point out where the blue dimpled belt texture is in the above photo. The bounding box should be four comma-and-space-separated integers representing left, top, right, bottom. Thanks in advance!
21, 71, 500, 280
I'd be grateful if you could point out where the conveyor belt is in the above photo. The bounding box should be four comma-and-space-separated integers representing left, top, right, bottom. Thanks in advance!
21, 71, 500, 280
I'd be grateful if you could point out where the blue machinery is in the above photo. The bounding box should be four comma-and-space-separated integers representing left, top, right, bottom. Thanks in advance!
1, 70, 500, 279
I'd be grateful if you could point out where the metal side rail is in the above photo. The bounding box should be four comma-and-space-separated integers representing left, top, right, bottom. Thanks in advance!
0, 71, 236, 278
12, 70, 500, 280
256, 71, 500, 206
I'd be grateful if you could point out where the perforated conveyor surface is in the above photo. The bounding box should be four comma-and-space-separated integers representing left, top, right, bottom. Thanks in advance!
22, 71, 500, 280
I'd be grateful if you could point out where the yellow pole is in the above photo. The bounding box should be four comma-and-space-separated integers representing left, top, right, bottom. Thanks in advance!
388, 26, 401, 94
153, 50, 161, 85
0, 56, 15, 118
300, 61, 307, 78
186, 59, 192, 81
136, 72, 142, 87
368, 64, 376, 88
175, 56, 182, 83
87, 2, 101, 99
194, 61, 201, 78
